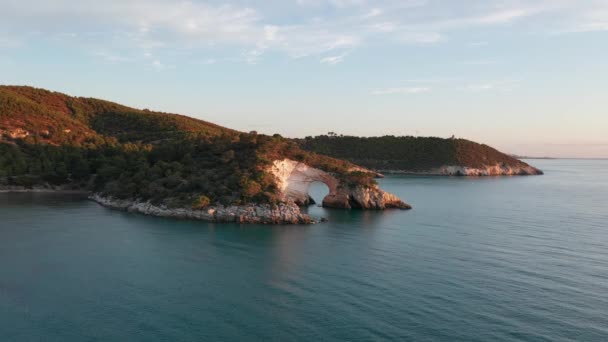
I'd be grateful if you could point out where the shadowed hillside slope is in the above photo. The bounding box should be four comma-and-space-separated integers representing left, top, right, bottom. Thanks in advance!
299, 135, 542, 176
0, 85, 235, 144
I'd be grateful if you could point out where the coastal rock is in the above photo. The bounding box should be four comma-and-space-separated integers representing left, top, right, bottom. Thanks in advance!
380, 163, 543, 176
89, 194, 314, 224
270, 159, 411, 210
323, 186, 411, 210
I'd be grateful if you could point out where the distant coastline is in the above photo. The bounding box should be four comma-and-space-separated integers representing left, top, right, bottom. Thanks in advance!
299, 135, 544, 176
515, 156, 556, 160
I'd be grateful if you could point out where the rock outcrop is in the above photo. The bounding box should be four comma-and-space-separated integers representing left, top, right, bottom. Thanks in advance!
323, 187, 411, 210
270, 159, 411, 210
0, 128, 30, 139
89, 194, 314, 224
89, 158, 410, 225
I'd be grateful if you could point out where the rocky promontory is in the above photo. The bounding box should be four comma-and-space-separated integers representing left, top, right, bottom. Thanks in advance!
88, 158, 412, 224
90, 194, 314, 224
1, 86, 412, 225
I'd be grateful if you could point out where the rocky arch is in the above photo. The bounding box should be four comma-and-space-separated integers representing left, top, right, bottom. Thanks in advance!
270, 159, 339, 206
270, 159, 412, 210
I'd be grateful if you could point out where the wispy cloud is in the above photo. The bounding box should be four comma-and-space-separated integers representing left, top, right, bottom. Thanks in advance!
92, 51, 131, 63
372, 87, 431, 95
150, 59, 175, 71
199, 58, 217, 65
466, 84, 495, 91
242, 49, 264, 65
557, 10, 608, 33
464, 80, 520, 92
320, 53, 348, 65
0, 0, 606, 65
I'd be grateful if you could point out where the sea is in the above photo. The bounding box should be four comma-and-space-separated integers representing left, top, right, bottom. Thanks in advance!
1, 159, 607, 341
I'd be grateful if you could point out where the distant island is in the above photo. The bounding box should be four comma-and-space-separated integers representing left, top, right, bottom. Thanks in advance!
510, 154, 556, 160
0, 86, 409, 224
299, 134, 543, 176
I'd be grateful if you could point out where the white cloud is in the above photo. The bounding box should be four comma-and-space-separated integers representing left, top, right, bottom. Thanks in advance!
0, 0, 606, 65
242, 49, 265, 64
320, 53, 348, 65
150, 59, 175, 71
363, 8, 384, 18
466, 84, 495, 91
557, 5, 608, 33
464, 80, 520, 92
475, 8, 534, 25
372, 87, 431, 95
93, 51, 131, 63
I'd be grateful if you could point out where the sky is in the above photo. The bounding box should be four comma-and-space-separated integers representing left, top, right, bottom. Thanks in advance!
1, 0, 607, 158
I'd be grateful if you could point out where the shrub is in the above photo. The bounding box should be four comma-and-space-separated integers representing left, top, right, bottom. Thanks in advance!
192, 195, 211, 209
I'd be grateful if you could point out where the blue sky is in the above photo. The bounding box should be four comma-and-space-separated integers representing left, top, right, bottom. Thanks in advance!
1, 0, 607, 157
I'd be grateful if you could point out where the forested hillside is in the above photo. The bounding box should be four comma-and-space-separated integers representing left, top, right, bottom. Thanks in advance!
0, 86, 374, 208
0, 86, 235, 144
299, 134, 540, 173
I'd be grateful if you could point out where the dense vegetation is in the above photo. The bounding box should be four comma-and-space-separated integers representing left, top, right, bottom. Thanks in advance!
0, 86, 373, 208
299, 134, 532, 171
0, 86, 235, 145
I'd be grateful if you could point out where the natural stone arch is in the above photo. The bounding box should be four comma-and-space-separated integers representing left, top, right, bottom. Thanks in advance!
270, 159, 411, 210
307, 181, 331, 205
270, 159, 339, 206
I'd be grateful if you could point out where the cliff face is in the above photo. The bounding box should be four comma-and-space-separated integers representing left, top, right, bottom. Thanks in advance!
270, 159, 411, 210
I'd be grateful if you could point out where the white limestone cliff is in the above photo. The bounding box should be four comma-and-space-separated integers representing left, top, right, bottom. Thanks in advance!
270, 159, 411, 210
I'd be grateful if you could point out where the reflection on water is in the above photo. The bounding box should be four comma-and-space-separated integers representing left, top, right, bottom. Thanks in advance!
1, 159, 607, 341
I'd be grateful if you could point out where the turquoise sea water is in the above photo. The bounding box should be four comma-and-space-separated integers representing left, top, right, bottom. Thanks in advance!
1, 159, 607, 341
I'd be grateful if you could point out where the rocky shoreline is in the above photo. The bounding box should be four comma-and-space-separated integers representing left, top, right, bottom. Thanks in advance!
0, 185, 409, 225
378, 164, 543, 176
0, 184, 88, 194
89, 194, 316, 225
0, 186, 317, 224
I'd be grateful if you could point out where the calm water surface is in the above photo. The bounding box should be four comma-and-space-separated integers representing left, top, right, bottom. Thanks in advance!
1, 159, 607, 341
